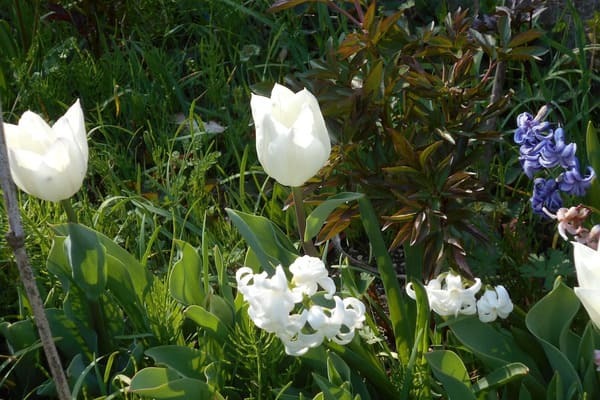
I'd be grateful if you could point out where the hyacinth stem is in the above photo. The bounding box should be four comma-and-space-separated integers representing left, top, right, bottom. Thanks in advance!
0, 103, 72, 399
292, 186, 319, 257
61, 199, 78, 223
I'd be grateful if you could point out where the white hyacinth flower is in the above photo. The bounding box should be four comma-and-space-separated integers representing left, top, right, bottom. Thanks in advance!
290, 255, 336, 299
476, 285, 514, 323
407, 272, 482, 317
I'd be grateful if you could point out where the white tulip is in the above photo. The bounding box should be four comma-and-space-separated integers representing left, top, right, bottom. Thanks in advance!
250, 83, 331, 187
3, 99, 88, 202
573, 241, 600, 329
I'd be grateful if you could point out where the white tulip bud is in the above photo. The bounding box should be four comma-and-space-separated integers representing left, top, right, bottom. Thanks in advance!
3, 99, 88, 202
250, 83, 331, 187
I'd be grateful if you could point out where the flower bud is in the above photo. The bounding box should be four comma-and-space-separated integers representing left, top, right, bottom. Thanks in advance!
3, 100, 88, 202
250, 83, 331, 187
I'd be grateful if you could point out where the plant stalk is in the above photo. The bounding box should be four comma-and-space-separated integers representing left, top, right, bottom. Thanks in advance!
61, 199, 78, 223
0, 102, 72, 399
291, 186, 319, 257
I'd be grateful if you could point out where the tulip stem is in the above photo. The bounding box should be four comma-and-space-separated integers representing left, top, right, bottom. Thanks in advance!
61, 199, 78, 223
292, 186, 319, 257
0, 103, 72, 399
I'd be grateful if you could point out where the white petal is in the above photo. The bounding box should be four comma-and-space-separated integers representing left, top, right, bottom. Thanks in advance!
574, 287, 600, 329
573, 242, 600, 288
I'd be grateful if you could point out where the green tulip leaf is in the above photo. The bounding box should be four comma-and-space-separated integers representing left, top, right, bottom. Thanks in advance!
225, 208, 298, 272
525, 279, 582, 397
184, 305, 229, 342
169, 240, 206, 306
129, 367, 221, 399
448, 317, 541, 377
64, 224, 107, 301
208, 294, 234, 328
578, 322, 600, 396
47, 236, 71, 291
145, 345, 207, 380
304, 192, 363, 242
53, 223, 155, 333
46, 308, 96, 360
425, 350, 475, 400
472, 362, 529, 393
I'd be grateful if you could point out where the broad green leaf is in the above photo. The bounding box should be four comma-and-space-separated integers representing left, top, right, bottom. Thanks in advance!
184, 305, 228, 342
169, 240, 206, 306
312, 373, 353, 400
208, 294, 234, 328
46, 236, 71, 291
472, 362, 529, 393
129, 367, 221, 399
425, 350, 475, 400
326, 351, 351, 387
305, 192, 363, 241
225, 208, 298, 273
325, 342, 398, 398
449, 318, 542, 379
145, 345, 206, 380
426, 350, 471, 386
525, 280, 582, 397
46, 308, 96, 360
53, 223, 155, 328
104, 253, 150, 332
65, 224, 107, 301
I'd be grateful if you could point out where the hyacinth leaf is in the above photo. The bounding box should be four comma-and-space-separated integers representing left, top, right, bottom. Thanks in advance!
145, 345, 206, 380
472, 362, 529, 393
448, 317, 545, 393
325, 342, 398, 398
425, 350, 475, 400
304, 192, 363, 242
312, 373, 353, 400
184, 305, 228, 342
326, 351, 351, 388
356, 196, 407, 360
525, 278, 582, 397
64, 223, 107, 301
129, 367, 222, 399
585, 121, 600, 215
578, 323, 600, 396
225, 208, 298, 273
168, 240, 206, 306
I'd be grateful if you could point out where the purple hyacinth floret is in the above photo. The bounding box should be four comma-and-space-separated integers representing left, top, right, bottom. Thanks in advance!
538, 128, 577, 170
514, 106, 596, 217
520, 151, 544, 178
514, 111, 552, 146
557, 163, 595, 197
531, 178, 563, 215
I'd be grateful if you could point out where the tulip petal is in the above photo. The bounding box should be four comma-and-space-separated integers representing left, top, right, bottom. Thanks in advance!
573, 241, 600, 288
574, 287, 600, 329
53, 99, 88, 162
